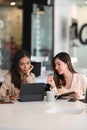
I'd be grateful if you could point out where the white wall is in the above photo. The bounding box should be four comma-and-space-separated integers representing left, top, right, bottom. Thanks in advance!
76, 7, 87, 68
54, 0, 87, 68
68, 3, 78, 57
54, 0, 77, 56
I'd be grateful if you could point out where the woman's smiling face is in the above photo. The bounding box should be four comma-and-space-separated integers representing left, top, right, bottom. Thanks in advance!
54, 58, 68, 74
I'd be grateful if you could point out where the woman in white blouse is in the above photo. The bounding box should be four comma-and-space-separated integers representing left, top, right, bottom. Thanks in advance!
47, 52, 87, 99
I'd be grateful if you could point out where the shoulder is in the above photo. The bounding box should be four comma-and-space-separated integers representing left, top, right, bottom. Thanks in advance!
1, 72, 12, 88
4, 71, 11, 80
74, 73, 87, 81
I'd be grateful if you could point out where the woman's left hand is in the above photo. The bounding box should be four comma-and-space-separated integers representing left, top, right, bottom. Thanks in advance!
69, 92, 79, 99
25, 64, 34, 77
28, 64, 34, 73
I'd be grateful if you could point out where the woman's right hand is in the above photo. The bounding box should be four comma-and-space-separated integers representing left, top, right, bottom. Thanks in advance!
10, 89, 20, 101
47, 75, 56, 89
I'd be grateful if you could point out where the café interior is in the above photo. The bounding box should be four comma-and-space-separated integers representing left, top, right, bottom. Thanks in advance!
0, 1, 87, 130
0, 0, 87, 75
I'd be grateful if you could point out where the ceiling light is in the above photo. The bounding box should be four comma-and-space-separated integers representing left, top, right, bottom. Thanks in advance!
85, 1, 87, 4
10, 2, 16, 6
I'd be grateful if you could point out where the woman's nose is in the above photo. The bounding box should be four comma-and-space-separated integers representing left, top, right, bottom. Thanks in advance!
24, 64, 27, 68
55, 65, 59, 71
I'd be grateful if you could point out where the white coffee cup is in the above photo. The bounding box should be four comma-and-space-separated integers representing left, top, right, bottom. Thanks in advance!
46, 91, 55, 102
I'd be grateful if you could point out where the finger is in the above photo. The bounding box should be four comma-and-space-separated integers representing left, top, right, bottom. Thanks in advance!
29, 65, 33, 72
44, 72, 50, 77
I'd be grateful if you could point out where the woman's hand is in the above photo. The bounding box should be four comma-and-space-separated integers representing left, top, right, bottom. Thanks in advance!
47, 75, 56, 89
25, 64, 34, 77
10, 89, 20, 101
29, 64, 34, 73
69, 92, 79, 100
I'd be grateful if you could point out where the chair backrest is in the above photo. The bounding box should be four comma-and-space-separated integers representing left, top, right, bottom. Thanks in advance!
31, 61, 41, 77
31, 56, 48, 62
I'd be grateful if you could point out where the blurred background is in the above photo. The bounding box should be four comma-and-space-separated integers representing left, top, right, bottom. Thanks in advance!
0, 0, 87, 76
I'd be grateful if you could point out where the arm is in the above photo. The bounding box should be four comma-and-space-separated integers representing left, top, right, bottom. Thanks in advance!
0, 73, 19, 101
0, 73, 11, 101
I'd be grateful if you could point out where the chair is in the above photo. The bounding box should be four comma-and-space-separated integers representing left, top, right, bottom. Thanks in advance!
31, 61, 41, 77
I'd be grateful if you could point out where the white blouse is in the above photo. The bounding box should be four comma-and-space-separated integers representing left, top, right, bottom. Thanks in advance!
51, 73, 87, 98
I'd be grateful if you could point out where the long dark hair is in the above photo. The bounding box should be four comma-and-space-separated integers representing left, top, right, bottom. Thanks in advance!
52, 52, 76, 88
10, 49, 30, 89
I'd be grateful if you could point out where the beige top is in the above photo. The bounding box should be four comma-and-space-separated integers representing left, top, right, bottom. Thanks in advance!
51, 73, 87, 98
0, 72, 35, 101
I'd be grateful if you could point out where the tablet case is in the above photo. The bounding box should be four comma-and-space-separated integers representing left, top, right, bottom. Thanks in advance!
19, 83, 45, 102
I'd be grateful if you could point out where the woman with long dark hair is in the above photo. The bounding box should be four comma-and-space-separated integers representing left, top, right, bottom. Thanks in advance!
47, 52, 87, 99
0, 49, 35, 101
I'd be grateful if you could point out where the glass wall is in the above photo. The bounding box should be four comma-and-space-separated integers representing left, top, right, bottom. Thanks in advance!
0, 6, 22, 69
31, 4, 53, 70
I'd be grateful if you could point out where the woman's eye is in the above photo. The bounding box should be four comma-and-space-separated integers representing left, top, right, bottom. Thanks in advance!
27, 62, 30, 65
20, 63, 24, 66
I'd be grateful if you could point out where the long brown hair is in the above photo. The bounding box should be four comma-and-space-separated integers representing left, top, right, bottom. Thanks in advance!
10, 49, 30, 89
52, 52, 76, 88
